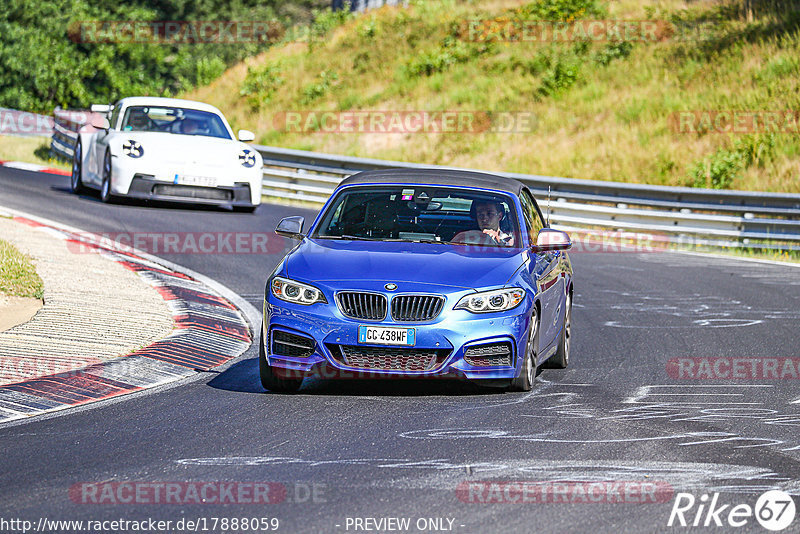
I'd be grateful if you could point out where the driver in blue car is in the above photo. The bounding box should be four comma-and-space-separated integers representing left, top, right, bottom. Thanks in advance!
452, 200, 515, 246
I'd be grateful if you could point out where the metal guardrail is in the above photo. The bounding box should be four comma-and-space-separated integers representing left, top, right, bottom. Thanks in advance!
49, 108, 85, 162
254, 144, 800, 248
46, 110, 800, 249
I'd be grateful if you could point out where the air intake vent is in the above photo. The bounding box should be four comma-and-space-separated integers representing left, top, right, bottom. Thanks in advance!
328, 344, 450, 372
464, 342, 513, 367
391, 295, 445, 322
271, 329, 315, 358
152, 184, 232, 200
335, 292, 387, 321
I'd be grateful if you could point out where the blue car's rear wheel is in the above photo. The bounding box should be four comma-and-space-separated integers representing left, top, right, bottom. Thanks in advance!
545, 292, 571, 369
259, 328, 303, 393
509, 309, 538, 392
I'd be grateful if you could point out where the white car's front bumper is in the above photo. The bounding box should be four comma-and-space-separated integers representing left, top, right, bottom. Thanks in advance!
110, 156, 262, 206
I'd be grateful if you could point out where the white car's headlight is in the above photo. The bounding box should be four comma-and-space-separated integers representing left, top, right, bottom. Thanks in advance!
239, 149, 256, 168
271, 276, 327, 305
122, 140, 144, 158
454, 288, 525, 313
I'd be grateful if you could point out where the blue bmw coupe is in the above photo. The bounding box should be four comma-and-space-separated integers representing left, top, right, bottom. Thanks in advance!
261, 169, 573, 392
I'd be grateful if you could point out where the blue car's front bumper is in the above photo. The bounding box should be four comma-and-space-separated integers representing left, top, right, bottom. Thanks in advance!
262, 289, 533, 381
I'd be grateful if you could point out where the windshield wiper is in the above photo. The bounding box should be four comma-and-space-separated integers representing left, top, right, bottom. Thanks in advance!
315, 235, 379, 241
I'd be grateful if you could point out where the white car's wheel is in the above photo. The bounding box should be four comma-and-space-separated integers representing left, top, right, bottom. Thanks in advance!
99, 150, 115, 203
70, 140, 85, 193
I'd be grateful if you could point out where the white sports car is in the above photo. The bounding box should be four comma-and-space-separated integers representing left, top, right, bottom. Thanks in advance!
70, 96, 262, 212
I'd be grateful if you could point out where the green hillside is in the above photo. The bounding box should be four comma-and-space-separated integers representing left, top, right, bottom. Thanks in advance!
185, 0, 800, 192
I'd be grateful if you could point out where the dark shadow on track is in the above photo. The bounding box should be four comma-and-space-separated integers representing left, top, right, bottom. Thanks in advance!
49, 184, 245, 213
206, 357, 509, 397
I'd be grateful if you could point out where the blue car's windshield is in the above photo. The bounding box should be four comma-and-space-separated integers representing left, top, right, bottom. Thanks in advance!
120, 106, 231, 139
313, 186, 520, 247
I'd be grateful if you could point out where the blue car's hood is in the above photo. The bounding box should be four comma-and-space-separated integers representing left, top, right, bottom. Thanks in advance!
284, 238, 526, 289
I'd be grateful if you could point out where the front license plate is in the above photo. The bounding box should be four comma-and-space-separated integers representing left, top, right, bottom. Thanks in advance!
174, 174, 217, 187
358, 326, 416, 346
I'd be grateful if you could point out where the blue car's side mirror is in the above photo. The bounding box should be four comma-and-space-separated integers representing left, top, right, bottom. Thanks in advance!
531, 228, 571, 253
276, 216, 305, 240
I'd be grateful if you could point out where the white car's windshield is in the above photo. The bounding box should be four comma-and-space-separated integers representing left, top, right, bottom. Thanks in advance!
120, 106, 231, 139
313, 186, 520, 247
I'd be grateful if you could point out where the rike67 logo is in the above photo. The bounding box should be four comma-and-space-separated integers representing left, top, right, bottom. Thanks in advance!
668, 490, 796, 531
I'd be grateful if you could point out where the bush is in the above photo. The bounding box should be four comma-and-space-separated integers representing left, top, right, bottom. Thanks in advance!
594, 41, 633, 66
689, 149, 744, 189
308, 4, 355, 48
688, 134, 776, 189
404, 37, 491, 78
196, 57, 226, 87
301, 70, 339, 104
538, 54, 581, 96
0, 0, 326, 113
518, 0, 603, 21
240, 63, 285, 110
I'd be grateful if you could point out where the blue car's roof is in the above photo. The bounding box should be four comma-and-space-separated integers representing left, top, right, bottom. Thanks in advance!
339, 168, 524, 196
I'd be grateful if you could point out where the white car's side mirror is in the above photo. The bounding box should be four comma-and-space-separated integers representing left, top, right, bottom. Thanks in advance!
90, 116, 110, 130
90, 104, 112, 113
238, 129, 255, 142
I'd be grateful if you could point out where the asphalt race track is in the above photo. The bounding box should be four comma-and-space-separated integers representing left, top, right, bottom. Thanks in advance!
1, 166, 799, 533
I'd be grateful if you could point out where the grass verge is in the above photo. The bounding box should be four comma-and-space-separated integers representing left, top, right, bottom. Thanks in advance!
0, 238, 44, 299
0, 135, 69, 170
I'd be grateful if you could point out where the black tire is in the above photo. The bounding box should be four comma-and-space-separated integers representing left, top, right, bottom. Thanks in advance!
70, 140, 85, 193
545, 292, 572, 369
259, 328, 303, 393
509, 308, 538, 392
233, 204, 258, 213
99, 150, 115, 203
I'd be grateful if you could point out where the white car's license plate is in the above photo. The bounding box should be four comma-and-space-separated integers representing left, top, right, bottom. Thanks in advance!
358, 326, 416, 346
174, 174, 217, 187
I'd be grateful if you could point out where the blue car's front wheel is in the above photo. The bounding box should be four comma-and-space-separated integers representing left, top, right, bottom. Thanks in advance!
259, 328, 303, 393
509, 309, 538, 392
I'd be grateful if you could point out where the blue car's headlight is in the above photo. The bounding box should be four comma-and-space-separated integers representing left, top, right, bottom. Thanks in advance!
239, 149, 256, 168
454, 288, 525, 313
271, 276, 327, 305
122, 140, 144, 158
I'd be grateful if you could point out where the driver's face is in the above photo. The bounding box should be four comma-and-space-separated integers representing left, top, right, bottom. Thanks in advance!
475, 203, 502, 231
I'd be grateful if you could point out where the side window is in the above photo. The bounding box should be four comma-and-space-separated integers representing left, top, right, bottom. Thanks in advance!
109, 104, 122, 130
519, 189, 544, 243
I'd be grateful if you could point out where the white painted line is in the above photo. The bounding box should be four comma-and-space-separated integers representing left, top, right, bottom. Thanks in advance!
0, 205, 260, 428
0, 206, 260, 331
667, 249, 800, 269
